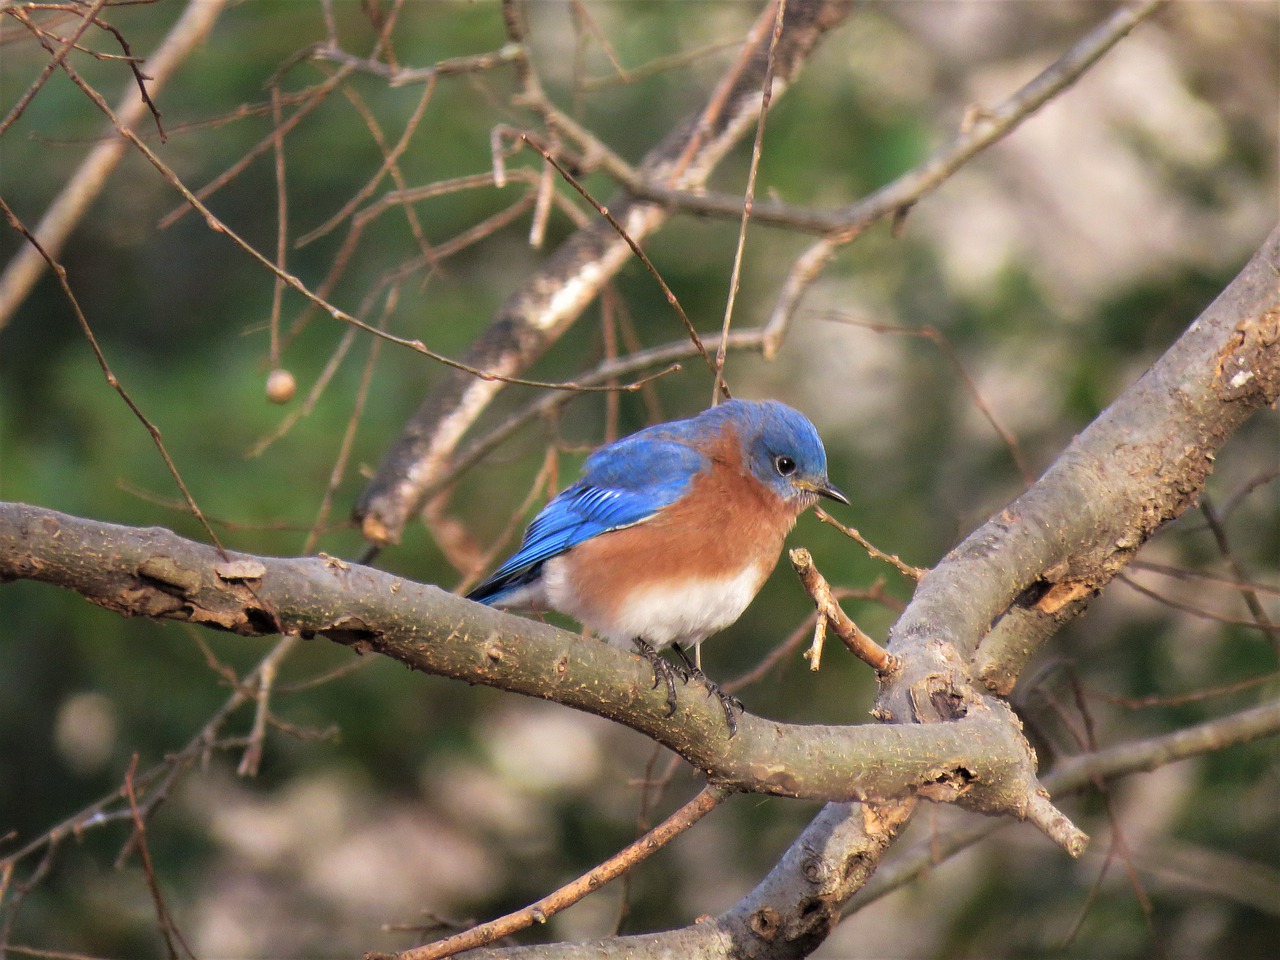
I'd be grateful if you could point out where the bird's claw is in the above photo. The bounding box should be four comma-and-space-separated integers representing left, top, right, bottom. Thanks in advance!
672, 644, 744, 737
634, 641, 745, 735
633, 638, 679, 716
707, 683, 743, 736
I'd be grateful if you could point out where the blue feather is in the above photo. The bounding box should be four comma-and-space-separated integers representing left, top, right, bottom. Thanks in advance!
466, 435, 707, 605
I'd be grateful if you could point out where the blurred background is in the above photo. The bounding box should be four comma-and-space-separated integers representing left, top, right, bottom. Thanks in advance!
1, 2, 1277, 957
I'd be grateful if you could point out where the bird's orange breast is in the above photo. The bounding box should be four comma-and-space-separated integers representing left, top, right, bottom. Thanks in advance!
545, 427, 802, 646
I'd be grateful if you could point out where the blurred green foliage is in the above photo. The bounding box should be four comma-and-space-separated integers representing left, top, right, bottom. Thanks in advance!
1, 2, 1277, 958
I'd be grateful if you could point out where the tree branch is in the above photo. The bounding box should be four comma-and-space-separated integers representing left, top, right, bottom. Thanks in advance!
849, 696, 1280, 913
618, 0, 1168, 237
0, 501, 1035, 811
969, 222, 1280, 694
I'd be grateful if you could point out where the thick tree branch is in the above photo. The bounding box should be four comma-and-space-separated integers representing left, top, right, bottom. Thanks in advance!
866, 223, 1280, 725
849, 696, 1280, 913
0, 501, 1034, 811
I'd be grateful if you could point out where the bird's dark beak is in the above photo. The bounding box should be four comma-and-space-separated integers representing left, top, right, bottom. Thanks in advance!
819, 482, 849, 505
810, 479, 849, 505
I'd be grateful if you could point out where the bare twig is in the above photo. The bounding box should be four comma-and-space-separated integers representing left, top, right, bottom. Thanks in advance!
712, 0, 786, 404
296, 74, 438, 250
814, 312, 1035, 483
1128, 558, 1280, 599
408, 329, 766, 511
1199, 492, 1280, 654
789, 548, 895, 675
268, 82, 288, 371
0, 0, 111, 140
157, 65, 353, 230
815, 507, 926, 580
308, 40, 523, 88
579, 39, 743, 91
123, 756, 197, 960
0, 0, 227, 327
1091, 670, 1280, 710
386, 784, 732, 960
523, 135, 719, 387
1116, 572, 1280, 631
0, 195, 226, 556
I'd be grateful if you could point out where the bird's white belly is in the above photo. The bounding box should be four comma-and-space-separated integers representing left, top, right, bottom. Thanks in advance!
543, 557, 766, 649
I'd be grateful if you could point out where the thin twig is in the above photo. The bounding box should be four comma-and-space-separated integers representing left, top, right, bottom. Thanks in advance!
303, 289, 391, 556
385, 784, 732, 960
268, 82, 288, 371
123, 756, 198, 960
1128, 559, 1280, 599
1091, 670, 1280, 710
0, 0, 227, 327
789, 548, 895, 675
1027, 676, 1163, 950
308, 40, 523, 88
157, 64, 352, 230
0, 195, 226, 555
521, 134, 721, 388
579, 39, 743, 91
416, 329, 766, 508
1117, 572, 1279, 630
712, 0, 786, 404
815, 507, 926, 580
235, 637, 295, 779
815, 313, 1034, 485
296, 74, 439, 250
0, 0, 111, 140
1200, 492, 1280, 654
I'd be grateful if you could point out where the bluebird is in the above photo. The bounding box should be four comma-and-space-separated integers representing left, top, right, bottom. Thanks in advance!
466, 399, 847, 733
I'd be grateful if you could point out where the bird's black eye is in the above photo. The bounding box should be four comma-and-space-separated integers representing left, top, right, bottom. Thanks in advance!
774, 455, 797, 477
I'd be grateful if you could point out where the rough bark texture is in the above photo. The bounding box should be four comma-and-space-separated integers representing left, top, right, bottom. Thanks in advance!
0, 501, 1033, 809
884, 221, 1280, 719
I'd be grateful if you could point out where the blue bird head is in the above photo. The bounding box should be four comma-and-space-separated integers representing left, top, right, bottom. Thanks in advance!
711, 400, 847, 508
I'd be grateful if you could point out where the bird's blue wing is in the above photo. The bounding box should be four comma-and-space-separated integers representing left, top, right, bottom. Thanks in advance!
466, 434, 707, 605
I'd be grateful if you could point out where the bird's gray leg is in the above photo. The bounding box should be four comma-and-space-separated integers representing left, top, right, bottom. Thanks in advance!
633, 638, 678, 717
671, 643, 743, 737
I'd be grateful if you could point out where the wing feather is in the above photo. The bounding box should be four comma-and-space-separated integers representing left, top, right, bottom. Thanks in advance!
466, 436, 707, 605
